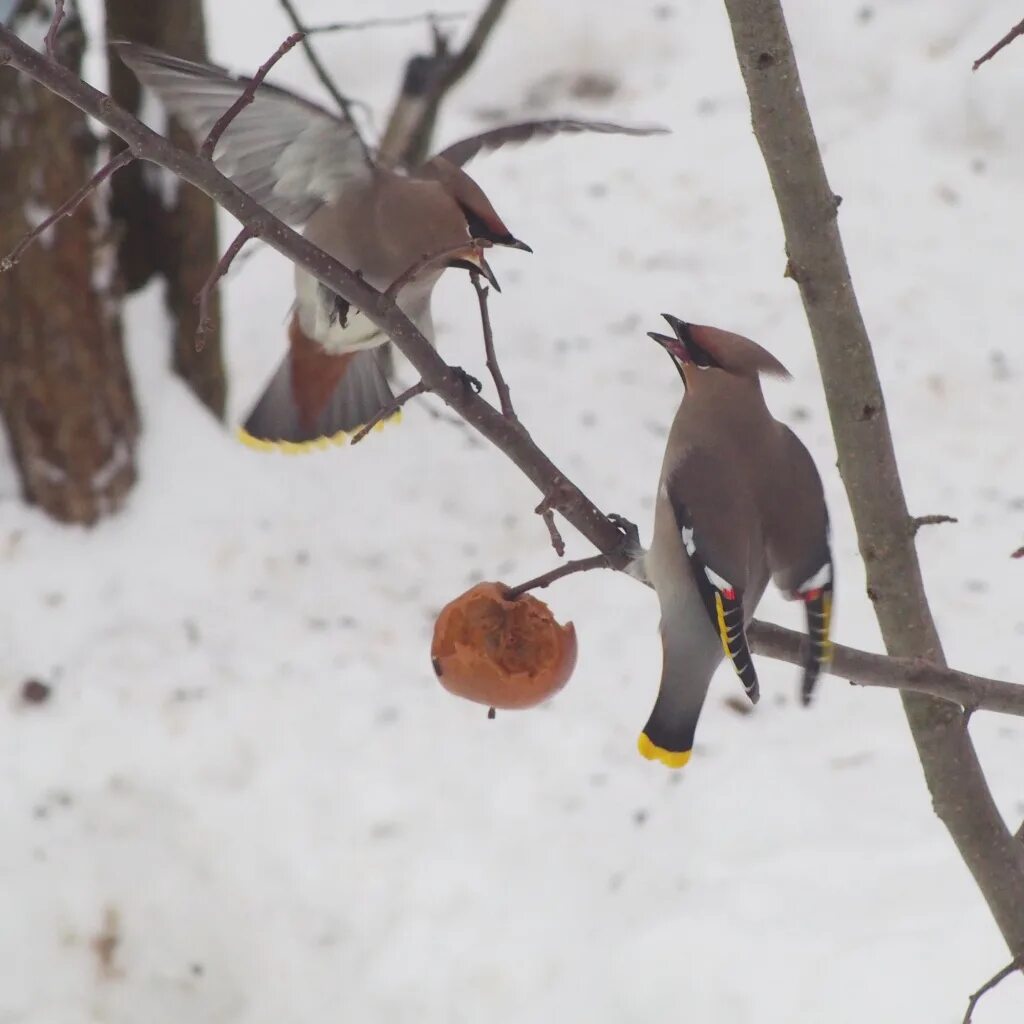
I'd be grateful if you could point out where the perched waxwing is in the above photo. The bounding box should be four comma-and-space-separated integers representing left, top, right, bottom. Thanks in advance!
638, 315, 834, 768
114, 43, 664, 451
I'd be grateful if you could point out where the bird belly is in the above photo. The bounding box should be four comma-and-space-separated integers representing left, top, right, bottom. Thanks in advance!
294, 270, 385, 354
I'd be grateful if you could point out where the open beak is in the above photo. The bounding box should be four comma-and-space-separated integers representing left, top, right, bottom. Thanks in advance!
449, 246, 502, 292
503, 236, 533, 253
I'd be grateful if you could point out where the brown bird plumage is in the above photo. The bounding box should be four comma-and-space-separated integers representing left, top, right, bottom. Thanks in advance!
638, 315, 834, 768
114, 42, 665, 451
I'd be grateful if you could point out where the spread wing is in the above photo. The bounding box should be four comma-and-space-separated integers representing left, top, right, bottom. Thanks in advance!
663, 455, 761, 704
432, 118, 668, 168
113, 42, 371, 224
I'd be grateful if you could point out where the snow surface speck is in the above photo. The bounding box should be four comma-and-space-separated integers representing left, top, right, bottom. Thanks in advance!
2, 0, 1023, 1021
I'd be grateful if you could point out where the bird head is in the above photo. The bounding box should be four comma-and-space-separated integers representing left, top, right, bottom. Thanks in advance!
647, 315, 791, 385
418, 156, 532, 291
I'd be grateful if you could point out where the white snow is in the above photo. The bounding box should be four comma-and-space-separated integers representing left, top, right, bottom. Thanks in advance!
2, 1, 1023, 1021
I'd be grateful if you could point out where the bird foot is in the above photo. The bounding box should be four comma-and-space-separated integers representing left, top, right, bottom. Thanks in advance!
450, 366, 483, 394
607, 512, 646, 568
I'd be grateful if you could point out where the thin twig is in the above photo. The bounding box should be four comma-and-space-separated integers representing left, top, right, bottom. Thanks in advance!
973, 18, 1024, 71
277, 0, 369, 159
962, 957, 1023, 1023
504, 554, 612, 599
1, 149, 133, 272
911, 513, 959, 534
6, 24, 1024, 726
537, 506, 565, 557
43, 0, 65, 61
305, 12, 468, 35
195, 226, 254, 351
200, 32, 304, 159
470, 271, 516, 420
350, 380, 430, 444
384, 240, 490, 301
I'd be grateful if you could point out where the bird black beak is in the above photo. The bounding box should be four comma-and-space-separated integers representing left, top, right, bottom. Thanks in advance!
503, 236, 533, 253
661, 313, 693, 343
647, 331, 678, 351
449, 254, 502, 292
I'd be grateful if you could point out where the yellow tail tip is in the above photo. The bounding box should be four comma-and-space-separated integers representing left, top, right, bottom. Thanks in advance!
637, 733, 691, 768
236, 410, 402, 454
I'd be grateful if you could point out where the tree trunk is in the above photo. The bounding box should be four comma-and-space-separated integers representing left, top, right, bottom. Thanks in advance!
0, 0, 138, 525
105, 0, 226, 419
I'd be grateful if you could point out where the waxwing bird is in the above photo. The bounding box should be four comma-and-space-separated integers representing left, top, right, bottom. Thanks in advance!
114, 42, 665, 451
638, 315, 834, 768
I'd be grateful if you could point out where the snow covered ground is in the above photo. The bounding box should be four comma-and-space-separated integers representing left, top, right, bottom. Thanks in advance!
2, 0, 1023, 1020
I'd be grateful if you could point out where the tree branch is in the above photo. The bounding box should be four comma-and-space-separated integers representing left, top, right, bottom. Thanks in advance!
0, 148, 133, 271
43, 0, 64, 60
747, 622, 1024, 718
505, 554, 613, 599
200, 31, 303, 159
350, 380, 430, 444
470, 270, 516, 420
276, 0, 368, 148
195, 225, 254, 350
722, 0, 1024, 955
910, 513, 958, 534
304, 11, 468, 35
973, 18, 1024, 71
962, 957, 1022, 1023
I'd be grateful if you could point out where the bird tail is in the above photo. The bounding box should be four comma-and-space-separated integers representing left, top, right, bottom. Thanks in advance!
637, 620, 720, 769
238, 316, 398, 453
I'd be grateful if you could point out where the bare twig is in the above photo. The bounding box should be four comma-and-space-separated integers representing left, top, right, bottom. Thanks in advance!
200, 31, 303, 159
384, 239, 490, 301
962, 957, 1023, 1023
973, 18, 1024, 71
305, 12, 468, 35
1, 148, 133, 272
505, 553, 613, 599
350, 380, 430, 444
470, 271, 516, 419
537, 506, 565, 557
44, 0, 65, 60
911, 513, 959, 533
195, 225, 254, 351
723, 0, 1024, 954
276, 0, 369, 155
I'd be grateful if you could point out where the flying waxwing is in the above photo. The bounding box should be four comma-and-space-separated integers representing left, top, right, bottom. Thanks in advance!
638, 315, 834, 768
114, 42, 665, 451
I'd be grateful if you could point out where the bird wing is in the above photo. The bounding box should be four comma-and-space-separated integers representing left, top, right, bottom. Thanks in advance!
432, 118, 667, 168
114, 42, 370, 224
663, 456, 761, 703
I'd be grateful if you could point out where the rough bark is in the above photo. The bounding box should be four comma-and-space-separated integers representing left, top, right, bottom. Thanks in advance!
0, 0, 137, 524
722, 0, 1024, 953
105, 0, 225, 418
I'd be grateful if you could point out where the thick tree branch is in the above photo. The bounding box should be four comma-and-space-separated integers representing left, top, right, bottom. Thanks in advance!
973, 18, 1024, 71
722, 0, 1024, 954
